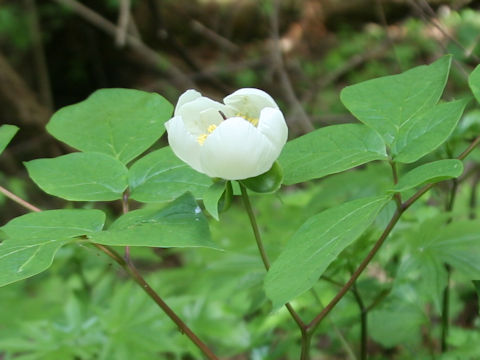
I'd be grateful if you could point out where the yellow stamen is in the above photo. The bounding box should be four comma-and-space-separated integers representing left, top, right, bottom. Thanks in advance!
247, 117, 259, 126
197, 134, 208, 145
235, 113, 259, 127
207, 124, 217, 133
197, 124, 218, 145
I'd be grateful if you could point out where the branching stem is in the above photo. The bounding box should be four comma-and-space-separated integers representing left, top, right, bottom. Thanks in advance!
307, 135, 480, 335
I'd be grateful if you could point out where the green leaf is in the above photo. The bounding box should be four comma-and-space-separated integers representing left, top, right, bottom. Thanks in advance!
369, 302, 425, 347
46, 89, 173, 164
90, 193, 219, 249
0, 209, 105, 287
203, 181, 227, 221
468, 63, 480, 104
390, 159, 463, 193
25, 152, 128, 201
129, 147, 212, 203
279, 124, 387, 185
392, 99, 469, 163
397, 251, 448, 312
340, 56, 451, 145
428, 221, 480, 279
0, 125, 19, 156
265, 196, 391, 309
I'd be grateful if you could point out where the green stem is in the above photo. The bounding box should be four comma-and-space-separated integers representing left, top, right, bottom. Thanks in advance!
441, 264, 452, 353
239, 184, 271, 269
389, 159, 402, 210
122, 189, 131, 262
300, 331, 313, 360
351, 282, 367, 360
239, 183, 308, 349
441, 178, 458, 352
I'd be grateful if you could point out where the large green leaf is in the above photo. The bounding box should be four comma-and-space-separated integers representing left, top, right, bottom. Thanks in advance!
279, 124, 387, 185
25, 152, 128, 201
391, 99, 468, 163
0, 209, 105, 287
391, 159, 463, 193
46, 89, 173, 164
0, 125, 19, 156
340, 56, 451, 145
90, 193, 219, 249
128, 147, 212, 203
265, 196, 391, 309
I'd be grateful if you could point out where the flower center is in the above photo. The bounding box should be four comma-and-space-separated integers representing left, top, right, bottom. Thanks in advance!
195, 111, 259, 146
197, 124, 217, 145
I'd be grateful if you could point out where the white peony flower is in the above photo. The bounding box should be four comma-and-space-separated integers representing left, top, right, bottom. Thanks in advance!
165, 88, 288, 180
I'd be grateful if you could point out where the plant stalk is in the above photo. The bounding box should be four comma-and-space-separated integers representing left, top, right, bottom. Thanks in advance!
239, 184, 308, 349
441, 177, 458, 352
351, 283, 367, 360
441, 264, 452, 352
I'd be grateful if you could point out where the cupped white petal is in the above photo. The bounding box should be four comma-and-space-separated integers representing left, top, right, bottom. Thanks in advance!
165, 116, 203, 172
224, 88, 278, 118
174, 89, 201, 116
179, 97, 230, 135
257, 107, 288, 152
199, 117, 277, 180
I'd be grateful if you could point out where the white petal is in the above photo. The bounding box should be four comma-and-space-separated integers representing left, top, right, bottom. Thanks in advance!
179, 97, 230, 135
199, 117, 277, 180
257, 107, 288, 153
174, 89, 201, 116
165, 116, 204, 173
224, 88, 278, 118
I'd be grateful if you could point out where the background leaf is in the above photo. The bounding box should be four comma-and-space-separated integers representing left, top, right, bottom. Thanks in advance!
46, 89, 173, 164
25, 152, 128, 201
392, 99, 468, 163
128, 147, 211, 203
370, 307, 424, 347
391, 159, 463, 193
90, 193, 219, 249
264, 196, 391, 309
468, 63, 480, 104
0, 125, 18, 156
427, 221, 480, 279
0, 209, 105, 287
340, 56, 451, 144
279, 124, 387, 185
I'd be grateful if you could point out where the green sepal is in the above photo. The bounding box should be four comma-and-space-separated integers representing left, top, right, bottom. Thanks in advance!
240, 161, 283, 193
203, 180, 233, 220
219, 181, 233, 213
